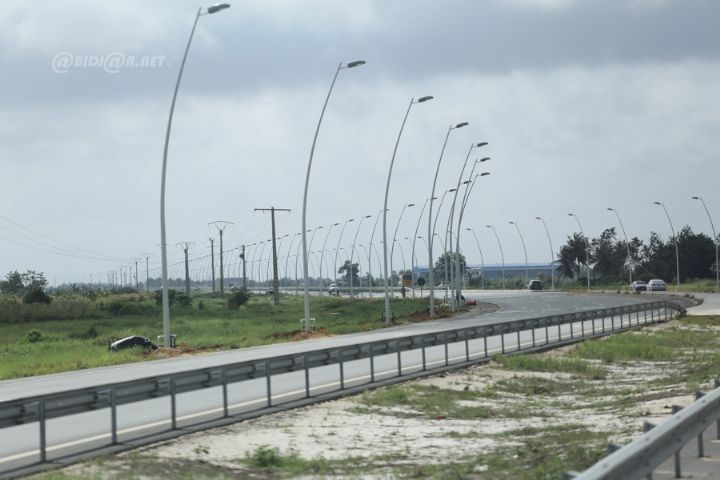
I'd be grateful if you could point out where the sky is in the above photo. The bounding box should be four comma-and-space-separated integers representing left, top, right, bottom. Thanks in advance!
1, 0, 719, 285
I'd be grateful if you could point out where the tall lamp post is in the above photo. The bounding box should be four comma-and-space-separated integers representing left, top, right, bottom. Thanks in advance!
535, 216, 555, 289
455, 171, 490, 301
367, 210, 384, 298
390, 204, 414, 282
567, 213, 590, 289
432, 188, 456, 299
466, 228, 485, 289
350, 215, 371, 296
333, 219, 354, 287
486, 225, 505, 288
159, 3, 230, 348
508, 221, 528, 282
692, 196, 718, 290
382, 96, 433, 325
427, 122, 468, 317
301, 60, 365, 331
653, 201, 680, 287
318, 223, 339, 294
411, 198, 432, 298
447, 142, 488, 308
607, 207, 633, 285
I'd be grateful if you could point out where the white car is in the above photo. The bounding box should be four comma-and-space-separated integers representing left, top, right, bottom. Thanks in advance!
647, 279, 667, 291
328, 283, 339, 295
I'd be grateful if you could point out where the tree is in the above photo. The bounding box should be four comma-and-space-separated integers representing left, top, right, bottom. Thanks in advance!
0, 270, 49, 298
557, 233, 586, 279
433, 251, 466, 284
338, 260, 359, 285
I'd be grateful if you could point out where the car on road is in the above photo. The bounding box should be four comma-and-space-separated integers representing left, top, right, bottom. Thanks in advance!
647, 279, 667, 291
328, 283, 339, 295
630, 280, 648, 292
527, 279, 543, 290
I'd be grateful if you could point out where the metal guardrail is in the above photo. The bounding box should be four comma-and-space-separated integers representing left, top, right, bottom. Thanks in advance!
567, 379, 720, 480
0, 300, 682, 475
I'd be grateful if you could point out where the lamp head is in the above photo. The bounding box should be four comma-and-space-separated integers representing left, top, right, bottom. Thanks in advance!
476, 142, 488, 147
449, 188, 457, 192
346, 60, 366, 68
607, 208, 614, 211
418, 95, 433, 103
408, 203, 415, 207
454, 122, 469, 129
535, 216, 542, 220
207, 3, 230, 14
479, 157, 490, 162
692, 196, 700, 200
480, 172, 490, 176
653, 201, 662, 205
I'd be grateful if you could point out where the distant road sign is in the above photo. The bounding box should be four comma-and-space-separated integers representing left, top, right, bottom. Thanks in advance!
417, 277, 426, 286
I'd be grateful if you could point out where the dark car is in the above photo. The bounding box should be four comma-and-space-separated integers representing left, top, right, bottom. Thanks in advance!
630, 281, 647, 292
528, 279, 543, 290
110, 335, 158, 351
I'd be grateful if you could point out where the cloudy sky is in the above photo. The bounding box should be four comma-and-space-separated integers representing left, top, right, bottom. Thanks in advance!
1, 0, 719, 285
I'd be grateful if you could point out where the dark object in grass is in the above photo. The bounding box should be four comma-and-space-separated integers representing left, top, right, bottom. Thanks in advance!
110, 335, 158, 351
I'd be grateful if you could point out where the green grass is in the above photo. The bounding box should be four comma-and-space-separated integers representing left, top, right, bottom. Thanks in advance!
0, 292, 442, 380
495, 354, 608, 379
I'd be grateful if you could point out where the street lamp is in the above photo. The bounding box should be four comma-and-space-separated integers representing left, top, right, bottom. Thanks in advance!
486, 225, 505, 288
283, 232, 301, 292
334, 219, 354, 287
607, 207, 633, 284
535, 217, 555, 289
159, 3, 229, 348
411, 198, 433, 299
318, 223, 339, 294
448, 143, 488, 309
455, 171, 490, 301
466, 228, 485, 289
508, 221, 528, 282
350, 215, 371, 296
567, 213, 590, 289
432, 188, 456, 299
301, 60, 365, 331
382, 96, 433, 325
654, 201, 680, 287
390, 203, 414, 282
692, 196, 719, 290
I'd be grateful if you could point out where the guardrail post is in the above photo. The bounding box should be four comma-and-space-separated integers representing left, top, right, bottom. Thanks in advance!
619, 311, 623, 329
557, 323, 561, 342
716, 379, 720, 440
636, 310, 640, 326
672, 405, 682, 477
531, 327, 536, 347
651, 306, 654, 323
110, 386, 118, 444
643, 422, 655, 480
516, 329, 521, 351
422, 341, 427, 371
464, 330, 470, 362
696, 391, 705, 457
581, 317, 585, 338
339, 349, 345, 390
444, 333, 450, 366
304, 353, 311, 398
369, 347, 375, 383
221, 368, 228, 418
644, 308, 648, 324
38, 400, 46, 463
483, 335, 488, 358
570, 318, 574, 339
265, 360, 272, 407
545, 325, 549, 345
501, 332, 505, 354
170, 378, 177, 430
397, 341, 402, 377
605, 313, 609, 333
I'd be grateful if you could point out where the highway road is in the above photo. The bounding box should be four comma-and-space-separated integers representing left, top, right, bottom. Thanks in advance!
0, 290, 689, 474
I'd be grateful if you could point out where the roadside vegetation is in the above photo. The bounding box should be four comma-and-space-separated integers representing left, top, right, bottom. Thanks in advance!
0, 281, 467, 379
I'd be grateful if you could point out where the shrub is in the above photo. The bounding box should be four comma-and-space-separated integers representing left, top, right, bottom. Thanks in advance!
22, 288, 52, 305
26, 329, 43, 343
176, 293, 192, 308
227, 289, 250, 310
198, 300, 205, 310
154, 289, 178, 307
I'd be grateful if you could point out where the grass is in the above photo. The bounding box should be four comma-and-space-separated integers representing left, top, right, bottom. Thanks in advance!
0, 292, 445, 380
495, 354, 608, 379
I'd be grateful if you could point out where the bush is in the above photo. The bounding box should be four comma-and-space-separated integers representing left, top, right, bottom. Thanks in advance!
227, 289, 250, 310
26, 329, 43, 343
176, 293, 192, 308
22, 288, 52, 305
154, 289, 178, 307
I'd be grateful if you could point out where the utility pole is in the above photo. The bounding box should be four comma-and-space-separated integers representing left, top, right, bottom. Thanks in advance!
254, 207, 291, 305
209, 237, 216, 294
135, 260, 139, 290
177, 242, 194, 295
209, 221, 234, 297
141, 253, 152, 293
